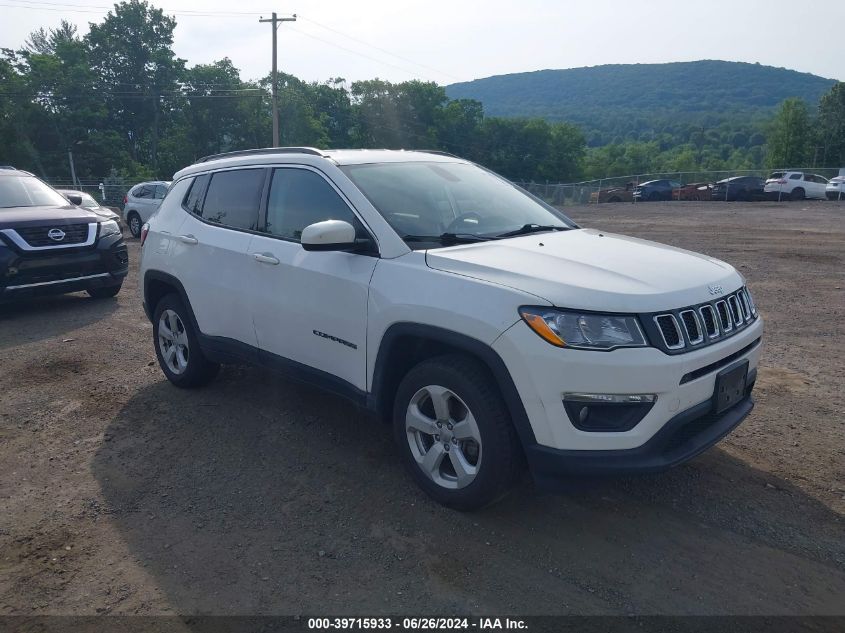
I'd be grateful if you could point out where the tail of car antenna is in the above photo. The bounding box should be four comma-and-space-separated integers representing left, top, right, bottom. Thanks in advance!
196, 147, 328, 163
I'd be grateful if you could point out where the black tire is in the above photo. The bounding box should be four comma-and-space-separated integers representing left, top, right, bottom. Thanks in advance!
87, 284, 122, 299
649, 191, 661, 202
152, 293, 219, 388
392, 354, 522, 511
790, 187, 805, 201
127, 212, 142, 238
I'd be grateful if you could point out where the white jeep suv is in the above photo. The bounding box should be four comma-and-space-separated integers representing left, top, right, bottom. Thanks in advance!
139, 148, 763, 510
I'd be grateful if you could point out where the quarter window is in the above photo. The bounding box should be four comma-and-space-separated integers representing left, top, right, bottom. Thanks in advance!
202, 169, 264, 230
265, 168, 358, 241
183, 174, 210, 216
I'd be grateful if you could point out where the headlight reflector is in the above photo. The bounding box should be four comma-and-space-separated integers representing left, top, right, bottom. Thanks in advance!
519, 307, 647, 350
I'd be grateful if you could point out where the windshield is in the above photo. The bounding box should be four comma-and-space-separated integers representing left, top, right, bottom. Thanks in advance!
340, 161, 575, 241
0, 175, 70, 208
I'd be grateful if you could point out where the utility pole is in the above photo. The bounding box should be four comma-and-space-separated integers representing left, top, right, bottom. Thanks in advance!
259, 12, 296, 147
67, 148, 78, 189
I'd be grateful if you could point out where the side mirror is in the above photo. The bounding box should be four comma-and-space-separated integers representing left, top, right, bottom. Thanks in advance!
301, 220, 358, 252
66, 193, 83, 206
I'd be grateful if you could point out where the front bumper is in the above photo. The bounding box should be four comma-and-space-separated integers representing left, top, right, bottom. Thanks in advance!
492, 315, 763, 479
0, 233, 128, 302
527, 389, 754, 487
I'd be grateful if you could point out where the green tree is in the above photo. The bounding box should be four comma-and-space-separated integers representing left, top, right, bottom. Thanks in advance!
818, 82, 845, 167
86, 0, 185, 171
766, 98, 812, 168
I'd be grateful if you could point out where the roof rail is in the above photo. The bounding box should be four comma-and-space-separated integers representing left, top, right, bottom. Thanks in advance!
197, 147, 326, 163
416, 150, 459, 158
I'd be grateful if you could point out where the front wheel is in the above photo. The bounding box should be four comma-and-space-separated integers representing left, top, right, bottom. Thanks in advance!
153, 293, 219, 388
393, 355, 522, 511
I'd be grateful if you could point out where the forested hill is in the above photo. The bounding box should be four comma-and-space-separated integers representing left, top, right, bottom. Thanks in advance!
446, 60, 836, 145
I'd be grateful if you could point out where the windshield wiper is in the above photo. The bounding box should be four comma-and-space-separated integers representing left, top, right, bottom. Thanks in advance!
496, 224, 568, 238
402, 232, 492, 245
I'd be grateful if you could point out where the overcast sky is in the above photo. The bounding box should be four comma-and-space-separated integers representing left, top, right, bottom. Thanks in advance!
2, 0, 844, 85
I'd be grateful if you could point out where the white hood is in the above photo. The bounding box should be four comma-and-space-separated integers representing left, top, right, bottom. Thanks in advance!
425, 228, 743, 313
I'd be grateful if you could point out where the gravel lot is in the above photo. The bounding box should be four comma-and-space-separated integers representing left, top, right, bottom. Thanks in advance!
1, 201, 843, 617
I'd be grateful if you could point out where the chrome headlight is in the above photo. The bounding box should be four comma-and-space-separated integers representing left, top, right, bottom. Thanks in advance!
519, 307, 648, 350
98, 220, 121, 238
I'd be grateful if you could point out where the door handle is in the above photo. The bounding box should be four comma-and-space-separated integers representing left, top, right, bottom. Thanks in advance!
179, 234, 198, 245
253, 252, 280, 265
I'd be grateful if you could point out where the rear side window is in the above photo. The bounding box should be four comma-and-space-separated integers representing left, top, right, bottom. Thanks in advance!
133, 185, 151, 199
154, 184, 168, 199
202, 169, 264, 230
789, 173, 802, 180
183, 174, 210, 216
265, 168, 359, 241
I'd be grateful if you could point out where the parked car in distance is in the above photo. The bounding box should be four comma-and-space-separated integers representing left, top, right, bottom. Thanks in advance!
123, 181, 171, 237
826, 176, 844, 200
0, 168, 128, 302
590, 182, 634, 203
633, 179, 680, 202
673, 182, 713, 201
764, 171, 829, 200
139, 147, 763, 510
710, 176, 766, 202
57, 189, 122, 226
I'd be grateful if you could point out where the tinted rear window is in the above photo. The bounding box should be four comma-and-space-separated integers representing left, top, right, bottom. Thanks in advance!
202, 169, 264, 230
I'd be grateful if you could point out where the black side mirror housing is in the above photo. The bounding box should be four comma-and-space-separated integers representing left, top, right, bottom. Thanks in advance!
66, 194, 83, 206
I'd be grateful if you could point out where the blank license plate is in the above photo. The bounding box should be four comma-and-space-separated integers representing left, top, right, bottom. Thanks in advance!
714, 361, 748, 414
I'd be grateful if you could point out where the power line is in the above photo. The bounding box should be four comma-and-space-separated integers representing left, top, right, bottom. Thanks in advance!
287, 25, 440, 83
297, 15, 461, 82
1, 0, 273, 16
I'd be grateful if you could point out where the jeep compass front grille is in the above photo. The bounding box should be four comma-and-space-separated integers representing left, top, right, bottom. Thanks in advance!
15, 223, 90, 247
646, 287, 758, 354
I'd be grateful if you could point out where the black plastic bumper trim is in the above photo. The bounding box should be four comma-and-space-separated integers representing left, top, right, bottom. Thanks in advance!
526, 393, 754, 486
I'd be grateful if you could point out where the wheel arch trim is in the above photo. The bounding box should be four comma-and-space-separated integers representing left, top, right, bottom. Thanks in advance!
143, 270, 200, 331
370, 322, 537, 448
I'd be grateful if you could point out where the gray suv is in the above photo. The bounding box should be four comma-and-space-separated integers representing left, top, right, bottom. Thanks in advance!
123, 181, 171, 237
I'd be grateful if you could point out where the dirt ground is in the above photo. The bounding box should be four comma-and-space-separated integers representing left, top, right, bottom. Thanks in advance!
0, 200, 843, 617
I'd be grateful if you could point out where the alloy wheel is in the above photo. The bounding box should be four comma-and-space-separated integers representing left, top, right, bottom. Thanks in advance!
158, 309, 190, 374
405, 385, 482, 489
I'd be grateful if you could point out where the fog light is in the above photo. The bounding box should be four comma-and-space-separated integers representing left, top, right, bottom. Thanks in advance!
563, 393, 657, 432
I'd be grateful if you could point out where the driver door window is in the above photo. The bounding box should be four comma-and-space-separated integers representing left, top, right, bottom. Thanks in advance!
265, 168, 359, 241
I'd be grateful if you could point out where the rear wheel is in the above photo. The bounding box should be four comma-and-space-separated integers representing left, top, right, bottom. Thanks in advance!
127, 212, 142, 238
790, 187, 805, 201
87, 284, 121, 299
153, 293, 219, 388
393, 354, 522, 511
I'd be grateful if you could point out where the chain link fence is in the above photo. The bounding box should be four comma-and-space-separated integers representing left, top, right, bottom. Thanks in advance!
515, 167, 845, 206
44, 176, 135, 210
42, 166, 845, 212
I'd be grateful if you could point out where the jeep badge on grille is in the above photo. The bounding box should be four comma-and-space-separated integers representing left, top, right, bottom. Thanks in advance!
707, 284, 724, 296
